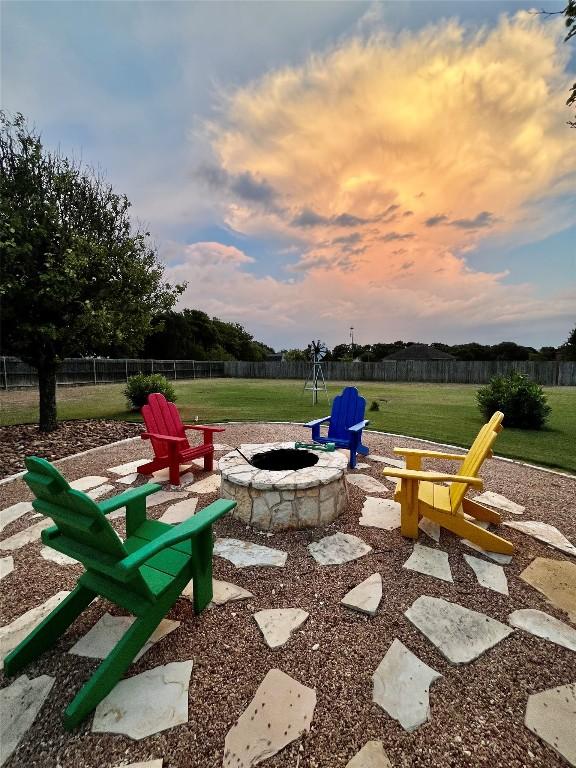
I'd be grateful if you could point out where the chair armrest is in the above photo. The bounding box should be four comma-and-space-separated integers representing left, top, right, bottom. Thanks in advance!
116, 499, 236, 577
98, 483, 162, 515
393, 448, 466, 461
183, 425, 226, 433
141, 432, 187, 443
348, 420, 369, 432
305, 416, 330, 428
381, 467, 483, 487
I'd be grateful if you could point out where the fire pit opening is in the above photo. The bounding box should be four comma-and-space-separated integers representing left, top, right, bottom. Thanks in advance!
251, 448, 319, 472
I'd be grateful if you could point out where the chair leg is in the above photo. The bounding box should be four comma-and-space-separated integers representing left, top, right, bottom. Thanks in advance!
63, 598, 173, 730
357, 443, 369, 456
427, 509, 514, 555
461, 497, 502, 525
4, 585, 96, 676
203, 450, 214, 472
190, 527, 214, 615
399, 481, 419, 539
168, 444, 181, 486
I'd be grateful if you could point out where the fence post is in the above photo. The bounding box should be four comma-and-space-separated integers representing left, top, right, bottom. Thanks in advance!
2, 357, 7, 390
209, 362, 212, 378
93, 358, 97, 385
174, 361, 177, 380
193, 360, 196, 379
151, 359, 154, 374
125, 360, 129, 381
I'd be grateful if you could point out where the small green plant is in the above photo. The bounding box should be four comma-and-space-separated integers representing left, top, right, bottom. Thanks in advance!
124, 373, 176, 411
476, 372, 551, 430
368, 400, 380, 411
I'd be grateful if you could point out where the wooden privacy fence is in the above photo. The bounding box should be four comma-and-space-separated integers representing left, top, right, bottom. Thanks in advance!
2, 357, 575, 388
222, 359, 576, 386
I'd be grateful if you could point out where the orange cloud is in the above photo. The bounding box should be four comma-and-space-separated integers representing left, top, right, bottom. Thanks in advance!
177, 12, 576, 344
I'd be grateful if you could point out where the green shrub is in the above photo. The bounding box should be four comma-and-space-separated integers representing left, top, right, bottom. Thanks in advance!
124, 373, 176, 411
476, 372, 551, 429
368, 400, 380, 411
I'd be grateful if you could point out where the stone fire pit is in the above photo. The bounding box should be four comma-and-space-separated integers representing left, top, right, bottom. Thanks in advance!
219, 442, 348, 530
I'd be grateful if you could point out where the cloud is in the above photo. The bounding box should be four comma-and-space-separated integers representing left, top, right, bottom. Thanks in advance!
187, 11, 576, 345
450, 211, 497, 229
197, 165, 279, 209
425, 214, 449, 227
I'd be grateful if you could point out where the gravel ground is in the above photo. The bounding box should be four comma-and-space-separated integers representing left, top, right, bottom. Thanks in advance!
0, 421, 142, 478
0, 422, 575, 768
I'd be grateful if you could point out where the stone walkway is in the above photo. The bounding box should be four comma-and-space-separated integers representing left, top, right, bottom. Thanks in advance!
0, 422, 575, 768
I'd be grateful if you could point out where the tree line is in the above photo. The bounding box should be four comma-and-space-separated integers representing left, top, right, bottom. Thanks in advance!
283, 330, 576, 363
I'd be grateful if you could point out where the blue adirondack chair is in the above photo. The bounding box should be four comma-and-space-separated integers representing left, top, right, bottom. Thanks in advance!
304, 386, 369, 468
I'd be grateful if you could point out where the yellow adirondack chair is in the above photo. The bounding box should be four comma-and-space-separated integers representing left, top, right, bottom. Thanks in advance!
381, 412, 513, 555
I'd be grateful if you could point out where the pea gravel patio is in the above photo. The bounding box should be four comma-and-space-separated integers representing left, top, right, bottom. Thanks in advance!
0, 422, 575, 768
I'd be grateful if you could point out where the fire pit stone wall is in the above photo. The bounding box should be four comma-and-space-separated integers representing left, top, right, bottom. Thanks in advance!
219, 442, 348, 531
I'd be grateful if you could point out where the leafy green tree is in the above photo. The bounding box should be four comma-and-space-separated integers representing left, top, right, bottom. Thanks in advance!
283, 348, 309, 361
0, 113, 183, 431
559, 325, 576, 360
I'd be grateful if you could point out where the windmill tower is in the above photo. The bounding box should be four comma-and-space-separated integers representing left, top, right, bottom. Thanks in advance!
303, 339, 329, 405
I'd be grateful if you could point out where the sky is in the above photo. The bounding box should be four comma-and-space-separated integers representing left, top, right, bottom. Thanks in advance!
2, 0, 575, 350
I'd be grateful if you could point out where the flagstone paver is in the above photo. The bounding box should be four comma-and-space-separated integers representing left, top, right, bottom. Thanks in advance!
213, 443, 232, 451
86, 483, 115, 500
504, 520, 576, 557
182, 578, 254, 605
308, 532, 372, 565
70, 475, 109, 491
372, 638, 442, 732
0, 519, 52, 551
92, 660, 193, 739
369, 455, 406, 468
0, 674, 55, 767
116, 473, 139, 485
146, 490, 189, 509
474, 491, 525, 515
520, 558, 576, 623
253, 608, 309, 648
345, 741, 393, 768
0, 502, 33, 533
352, 462, 371, 470
40, 547, 77, 566
0, 556, 14, 581
187, 474, 221, 494
0, 591, 70, 668
223, 669, 316, 768
347, 475, 391, 495
69, 613, 180, 661
461, 539, 512, 565
403, 543, 453, 583
341, 573, 382, 616
419, 518, 440, 543
359, 497, 401, 530
405, 595, 514, 664
108, 459, 149, 476
113, 761, 163, 768
525, 683, 576, 767
214, 538, 288, 567
464, 554, 508, 595
508, 609, 576, 652
159, 498, 198, 524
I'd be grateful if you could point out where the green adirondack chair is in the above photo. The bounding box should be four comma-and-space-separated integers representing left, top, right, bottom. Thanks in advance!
3, 456, 235, 730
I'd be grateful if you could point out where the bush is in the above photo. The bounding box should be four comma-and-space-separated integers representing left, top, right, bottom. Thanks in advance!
476, 372, 551, 429
124, 373, 176, 411
368, 400, 380, 411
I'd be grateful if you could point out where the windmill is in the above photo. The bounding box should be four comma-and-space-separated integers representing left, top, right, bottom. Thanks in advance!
303, 339, 329, 405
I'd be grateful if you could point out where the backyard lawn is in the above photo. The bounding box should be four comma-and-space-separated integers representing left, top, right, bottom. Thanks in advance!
1, 379, 575, 472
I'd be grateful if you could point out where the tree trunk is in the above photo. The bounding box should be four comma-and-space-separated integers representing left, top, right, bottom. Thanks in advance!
37, 361, 58, 432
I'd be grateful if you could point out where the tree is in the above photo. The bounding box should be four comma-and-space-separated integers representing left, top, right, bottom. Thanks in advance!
559, 325, 576, 360
0, 113, 183, 431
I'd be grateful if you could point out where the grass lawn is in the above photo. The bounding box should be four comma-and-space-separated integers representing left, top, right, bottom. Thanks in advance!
2, 379, 575, 473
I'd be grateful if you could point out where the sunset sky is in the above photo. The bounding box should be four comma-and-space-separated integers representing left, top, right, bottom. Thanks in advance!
3, 1, 575, 350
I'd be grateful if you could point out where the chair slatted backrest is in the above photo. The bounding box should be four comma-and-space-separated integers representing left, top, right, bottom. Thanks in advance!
24, 457, 154, 602
141, 393, 188, 458
328, 387, 366, 442
449, 412, 504, 511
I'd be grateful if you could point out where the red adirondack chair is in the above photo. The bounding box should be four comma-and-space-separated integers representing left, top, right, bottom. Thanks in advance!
137, 393, 225, 485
